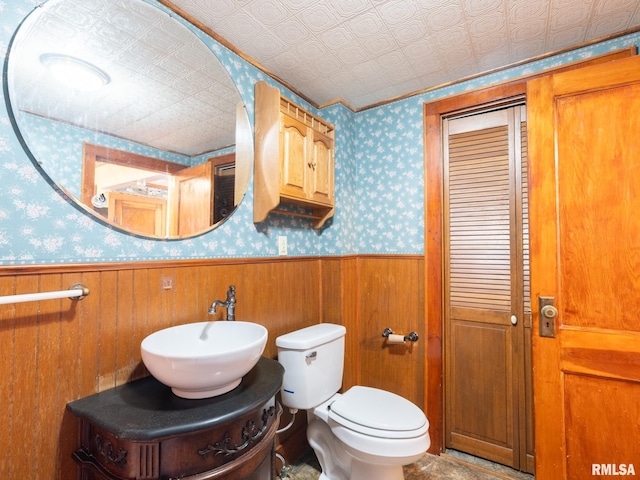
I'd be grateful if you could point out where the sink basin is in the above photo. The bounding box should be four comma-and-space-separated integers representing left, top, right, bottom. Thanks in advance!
141, 321, 268, 399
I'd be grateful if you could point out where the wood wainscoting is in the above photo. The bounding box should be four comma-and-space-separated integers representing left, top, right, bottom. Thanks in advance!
0, 254, 424, 479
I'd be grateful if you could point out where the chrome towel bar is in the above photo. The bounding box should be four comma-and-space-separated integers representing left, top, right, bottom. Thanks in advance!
0, 283, 90, 305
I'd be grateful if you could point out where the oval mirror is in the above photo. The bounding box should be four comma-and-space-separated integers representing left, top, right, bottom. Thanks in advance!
6, 0, 252, 239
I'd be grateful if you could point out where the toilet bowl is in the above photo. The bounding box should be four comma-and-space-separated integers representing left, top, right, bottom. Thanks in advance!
276, 323, 430, 480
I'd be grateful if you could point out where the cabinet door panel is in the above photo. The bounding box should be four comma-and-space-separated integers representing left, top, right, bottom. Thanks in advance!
309, 130, 334, 204
280, 113, 308, 199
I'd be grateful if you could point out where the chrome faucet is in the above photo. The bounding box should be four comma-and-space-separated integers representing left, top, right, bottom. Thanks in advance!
208, 285, 236, 321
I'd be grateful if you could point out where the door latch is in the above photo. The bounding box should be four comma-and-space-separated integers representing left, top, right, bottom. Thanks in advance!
538, 296, 558, 338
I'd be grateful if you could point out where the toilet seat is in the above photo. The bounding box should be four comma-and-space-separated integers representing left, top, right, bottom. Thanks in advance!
328, 386, 428, 439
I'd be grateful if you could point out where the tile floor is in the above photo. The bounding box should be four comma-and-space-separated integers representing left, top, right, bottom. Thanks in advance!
281, 449, 534, 480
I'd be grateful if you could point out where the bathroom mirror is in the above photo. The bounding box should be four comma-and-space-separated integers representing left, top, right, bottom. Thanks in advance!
6, 0, 252, 239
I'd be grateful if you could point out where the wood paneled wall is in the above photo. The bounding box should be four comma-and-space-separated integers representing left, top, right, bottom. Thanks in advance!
0, 254, 424, 479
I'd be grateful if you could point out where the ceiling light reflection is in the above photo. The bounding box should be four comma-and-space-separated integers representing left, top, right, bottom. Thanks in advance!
40, 53, 110, 92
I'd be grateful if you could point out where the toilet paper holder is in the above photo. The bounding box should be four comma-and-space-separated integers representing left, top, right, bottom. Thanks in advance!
382, 328, 419, 343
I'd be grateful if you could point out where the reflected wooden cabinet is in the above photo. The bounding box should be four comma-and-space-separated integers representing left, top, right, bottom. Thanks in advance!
254, 81, 334, 228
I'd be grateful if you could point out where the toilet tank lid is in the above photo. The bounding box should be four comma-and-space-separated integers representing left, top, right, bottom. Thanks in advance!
276, 323, 346, 350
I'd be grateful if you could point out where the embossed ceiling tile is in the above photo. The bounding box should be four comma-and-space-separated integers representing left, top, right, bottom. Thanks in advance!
587, 12, 636, 38
359, 31, 398, 58
294, 3, 341, 32
175, 41, 214, 69
329, 41, 372, 66
548, 0, 592, 30
546, 25, 590, 50
351, 60, 392, 90
476, 51, 513, 71
473, 32, 509, 56
508, 0, 549, 28
402, 36, 438, 59
406, 55, 446, 78
304, 82, 342, 105
431, 26, 470, 48
462, 0, 506, 17
215, 16, 286, 59
48, 1, 95, 30
468, 13, 507, 37
375, 50, 415, 78
440, 46, 478, 68
387, 20, 428, 46
247, 0, 292, 25
177, 0, 238, 21
269, 49, 306, 73
270, 18, 313, 46
214, 11, 266, 43
420, 4, 465, 31
402, 41, 446, 76
509, 18, 548, 44
147, 21, 187, 53
445, 63, 479, 83
313, 55, 348, 77
166, 0, 640, 109
325, 0, 374, 19
319, 25, 355, 50
595, 0, 639, 14
344, 10, 386, 38
90, 21, 136, 50
510, 39, 546, 60
295, 38, 339, 62
377, 0, 419, 24
244, 34, 287, 60
279, 0, 326, 13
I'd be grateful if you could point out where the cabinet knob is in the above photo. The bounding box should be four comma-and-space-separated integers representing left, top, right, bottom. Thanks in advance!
307, 161, 317, 170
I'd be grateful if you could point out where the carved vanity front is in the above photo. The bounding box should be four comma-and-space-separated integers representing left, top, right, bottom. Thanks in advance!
67, 358, 283, 480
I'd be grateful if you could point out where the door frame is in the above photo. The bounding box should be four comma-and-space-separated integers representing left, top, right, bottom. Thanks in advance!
422, 47, 636, 455
424, 81, 528, 454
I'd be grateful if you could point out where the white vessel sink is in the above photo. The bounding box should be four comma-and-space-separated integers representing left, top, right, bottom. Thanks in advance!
141, 321, 268, 399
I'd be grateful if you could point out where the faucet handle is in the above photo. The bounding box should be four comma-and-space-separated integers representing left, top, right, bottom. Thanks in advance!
227, 285, 236, 302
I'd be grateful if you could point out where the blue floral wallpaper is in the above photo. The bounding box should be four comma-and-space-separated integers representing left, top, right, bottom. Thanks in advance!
1, 0, 639, 264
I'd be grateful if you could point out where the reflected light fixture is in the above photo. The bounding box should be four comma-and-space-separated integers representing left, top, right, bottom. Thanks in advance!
40, 53, 110, 92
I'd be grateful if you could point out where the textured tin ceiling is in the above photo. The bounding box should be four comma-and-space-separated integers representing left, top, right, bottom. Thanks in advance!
167, 0, 640, 109
10, 0, 239, 157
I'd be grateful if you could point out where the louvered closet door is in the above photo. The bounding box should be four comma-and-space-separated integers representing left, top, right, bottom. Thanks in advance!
444, 105, 532, 471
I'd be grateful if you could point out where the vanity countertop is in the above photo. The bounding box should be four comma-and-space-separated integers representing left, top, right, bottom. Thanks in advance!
66, 356, 284, 441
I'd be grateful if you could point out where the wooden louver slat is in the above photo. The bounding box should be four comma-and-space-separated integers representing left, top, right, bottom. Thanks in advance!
521, 120, 531, 315
448, 125, 511, 311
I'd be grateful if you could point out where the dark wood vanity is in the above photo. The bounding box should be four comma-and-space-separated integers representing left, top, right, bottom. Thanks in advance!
67, 358, 284, 480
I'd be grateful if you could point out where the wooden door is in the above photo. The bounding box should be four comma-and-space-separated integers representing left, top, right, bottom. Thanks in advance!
169, 161, 214, 237
444, 105, 534, 472
108, 192, 166, 237
528, 55, 640, 479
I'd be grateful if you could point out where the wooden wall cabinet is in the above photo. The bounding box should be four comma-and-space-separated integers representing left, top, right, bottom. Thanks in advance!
254, 81, 335, 228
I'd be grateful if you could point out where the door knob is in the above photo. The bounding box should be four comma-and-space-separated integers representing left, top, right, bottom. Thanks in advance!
541, 305, 558, 319
510, 315, 518, 325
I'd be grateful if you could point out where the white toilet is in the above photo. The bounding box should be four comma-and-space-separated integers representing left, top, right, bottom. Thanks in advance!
276, 323, 430, 480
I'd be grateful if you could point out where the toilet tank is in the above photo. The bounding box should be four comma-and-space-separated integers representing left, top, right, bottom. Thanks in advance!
276, 323, 346, 410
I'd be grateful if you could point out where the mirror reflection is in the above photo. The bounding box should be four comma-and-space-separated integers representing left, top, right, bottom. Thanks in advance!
7, 0, 252, 238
